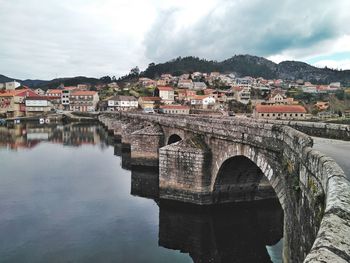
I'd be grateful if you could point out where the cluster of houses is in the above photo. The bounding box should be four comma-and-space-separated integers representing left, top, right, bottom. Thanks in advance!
111, 72, 345, 120
0, 80, 99, 118
1, 73, 347, 120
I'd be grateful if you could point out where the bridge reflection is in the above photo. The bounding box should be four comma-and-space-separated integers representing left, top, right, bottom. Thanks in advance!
125, 158, 284, 263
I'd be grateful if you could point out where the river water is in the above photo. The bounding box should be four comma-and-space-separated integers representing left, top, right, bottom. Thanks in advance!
0, 122, 285, 263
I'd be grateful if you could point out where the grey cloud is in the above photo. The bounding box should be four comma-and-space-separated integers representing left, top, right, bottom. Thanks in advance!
0, 0, 143, 79
143, 0, 349, 63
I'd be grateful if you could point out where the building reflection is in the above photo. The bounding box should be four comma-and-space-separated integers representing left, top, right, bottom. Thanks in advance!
0, 122, 108, 150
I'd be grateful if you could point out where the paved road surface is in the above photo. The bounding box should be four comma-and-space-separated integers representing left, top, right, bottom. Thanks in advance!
313, 137, 350, 180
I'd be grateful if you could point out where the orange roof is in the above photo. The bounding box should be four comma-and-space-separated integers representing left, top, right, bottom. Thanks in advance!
63, 86, 78, 91
192, 95, 211, 100
157, 86, 173, 91
140, 96, 161, 101
160, 105, 190, 110
71, 90, 97, 96
255, 105, 306, 113
0, 89, 37, 97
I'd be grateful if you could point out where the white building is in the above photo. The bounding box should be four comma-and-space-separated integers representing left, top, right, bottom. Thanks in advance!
25, 97, 52, 116
191, 95, 216, 108
5, 81, 21, 90
107, 95, 138, 111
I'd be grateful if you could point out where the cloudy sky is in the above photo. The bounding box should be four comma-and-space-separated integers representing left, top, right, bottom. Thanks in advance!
0, 0, 350, 80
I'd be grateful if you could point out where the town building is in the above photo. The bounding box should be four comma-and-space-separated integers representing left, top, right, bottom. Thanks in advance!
177, 89, 196, 101
159, 105, 190, 115
254, 105, 307, 120
193, 82, 207, 90
107, 95, 138, 111
0, 89, 39, 117
46, 89, 62, 97
154, 86, 174, 104
69, 90, 99, 112
34, 88, 45, 96
25, 97, 52, 116
191, 95, 216, 109
177, 79, 193, 89
4, 81, 21, 90
233, 86, 251, 104
139, 78, 156, 87
138, 96, 161, 110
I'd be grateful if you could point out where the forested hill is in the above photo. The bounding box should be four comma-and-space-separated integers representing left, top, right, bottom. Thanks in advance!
141, 55, 350, 85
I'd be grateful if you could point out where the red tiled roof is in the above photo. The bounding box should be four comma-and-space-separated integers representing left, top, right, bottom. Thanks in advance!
140, 96, 161, 101
157, 86, 174, 91
25, 96, 48, 100
63, 86, 78, 91
192, 95, 211, 100
255, 105, 306, 113
0, 89, 38, 97
71, 90, 97, 96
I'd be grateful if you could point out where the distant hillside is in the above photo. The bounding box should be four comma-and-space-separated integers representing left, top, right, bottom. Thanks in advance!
141, 55, 350, 85
0, 74, 20, 83
0, 75, 104, 90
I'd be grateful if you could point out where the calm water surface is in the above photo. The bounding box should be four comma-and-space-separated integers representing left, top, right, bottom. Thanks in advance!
0, 123, 283, 263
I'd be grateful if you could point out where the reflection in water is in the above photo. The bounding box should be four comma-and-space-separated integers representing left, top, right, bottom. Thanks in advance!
129, 164, 284, 263
0, 122, 108, 150
0, 122, 284, 263
131, 166, 159, 199
158, 200, 283, 263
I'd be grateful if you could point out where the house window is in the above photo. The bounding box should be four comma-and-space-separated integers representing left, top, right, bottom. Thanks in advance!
267, 114, 270, 117
272, 114, 275, 117
261, 114, 264, 117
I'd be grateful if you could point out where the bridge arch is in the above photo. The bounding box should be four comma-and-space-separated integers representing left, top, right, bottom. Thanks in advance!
212, 155, 277, 203
211, 143, 285, 208
167, 134, 182, 145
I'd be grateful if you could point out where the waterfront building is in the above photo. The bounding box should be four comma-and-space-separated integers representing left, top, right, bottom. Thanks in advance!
159, 105, 190, 115
25, 96, 52, 116
69, 90, 99, 112
0, 89, 39, 117
254, 105, 307, 119
107, 95, 138, 111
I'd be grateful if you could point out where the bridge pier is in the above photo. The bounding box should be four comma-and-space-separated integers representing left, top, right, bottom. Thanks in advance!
159, 136, 213, 205
130, 125, 164, 166
120, 121, 150, 148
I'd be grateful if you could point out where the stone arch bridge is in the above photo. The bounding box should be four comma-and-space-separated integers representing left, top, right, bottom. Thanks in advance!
99, 112, 350, 263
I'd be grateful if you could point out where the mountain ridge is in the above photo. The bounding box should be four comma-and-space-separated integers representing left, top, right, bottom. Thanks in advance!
2, 54, 350, 87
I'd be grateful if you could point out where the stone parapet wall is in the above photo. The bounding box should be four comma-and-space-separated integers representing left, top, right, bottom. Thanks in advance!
263, 119, 350, 141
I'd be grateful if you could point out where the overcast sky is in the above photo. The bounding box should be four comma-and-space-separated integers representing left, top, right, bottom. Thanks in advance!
0, 0, 350, 80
